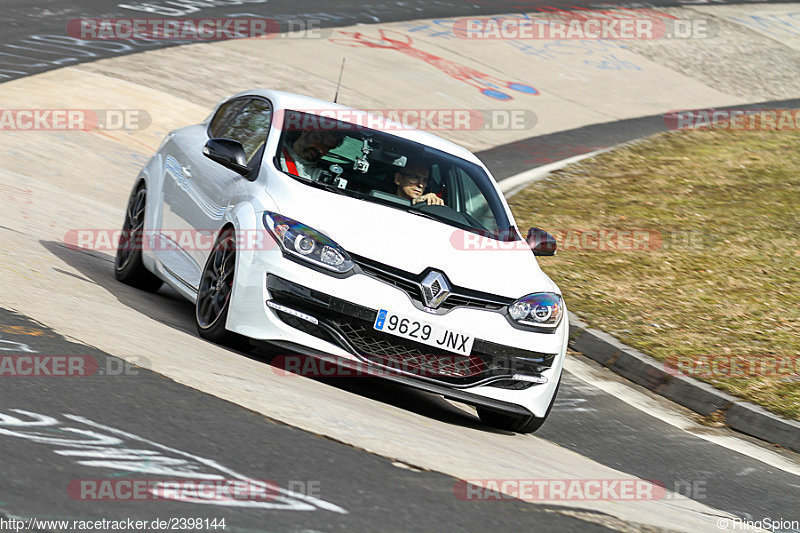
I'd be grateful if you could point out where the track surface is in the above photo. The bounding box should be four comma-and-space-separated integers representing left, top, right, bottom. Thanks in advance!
5, 0, 797, 178
0, 0, 784, 83
477, 97, 800, 177
2, 1, 800, 532
3, 246, 799, 530
0, 308, 618, 532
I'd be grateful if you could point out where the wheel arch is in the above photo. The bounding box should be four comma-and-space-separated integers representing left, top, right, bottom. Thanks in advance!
136, 154, 165, 271
220, 202, 261, 336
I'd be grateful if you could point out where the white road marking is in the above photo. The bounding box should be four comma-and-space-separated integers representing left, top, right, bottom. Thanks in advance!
0, 409, 347, 513
0, 338, 37, 353
500, 150, 608, 197
65, 414, 348, 513
554, 397, 597, 413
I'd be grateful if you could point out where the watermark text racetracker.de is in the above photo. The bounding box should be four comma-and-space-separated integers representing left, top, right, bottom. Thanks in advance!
449, 228, 705, 252
270, 353, 489, 380
453, 478, 667, 501
665, 108, 800, 131
453, 14, 714, 40
0, 109, 151, 131
665, 355, 799, 380
279, 108, 537, 131
64, 229, 277, 253
68, 478, 322, 502
0, 355, 145, 377
68, 18, 329, 40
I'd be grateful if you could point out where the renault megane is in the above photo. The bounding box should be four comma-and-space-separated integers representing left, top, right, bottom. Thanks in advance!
114, 89, 565, 433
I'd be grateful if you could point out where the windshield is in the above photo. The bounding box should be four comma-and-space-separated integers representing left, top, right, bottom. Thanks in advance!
274, 110, 516, 240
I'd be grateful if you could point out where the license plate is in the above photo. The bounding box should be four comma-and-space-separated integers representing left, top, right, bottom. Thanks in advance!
373, 309, 474, 356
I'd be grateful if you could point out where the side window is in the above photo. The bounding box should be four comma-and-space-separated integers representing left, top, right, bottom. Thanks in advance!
453, 167, 499, 232
208, 98, 248, 139
210, 99, 273, 165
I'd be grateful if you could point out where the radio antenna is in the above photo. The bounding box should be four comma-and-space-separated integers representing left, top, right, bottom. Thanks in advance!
333, 57, 346, 104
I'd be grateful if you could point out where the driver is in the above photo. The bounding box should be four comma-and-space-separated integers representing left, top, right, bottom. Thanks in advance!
279, 129, 344, 180
394, 159, 444, 206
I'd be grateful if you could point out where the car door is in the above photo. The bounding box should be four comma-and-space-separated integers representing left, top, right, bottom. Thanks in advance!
159, 97, 273, 289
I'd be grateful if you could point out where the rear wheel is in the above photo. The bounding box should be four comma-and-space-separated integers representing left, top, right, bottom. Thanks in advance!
114, 182, 163, 292
195, 228, 250, 349
477, 381, 560, 433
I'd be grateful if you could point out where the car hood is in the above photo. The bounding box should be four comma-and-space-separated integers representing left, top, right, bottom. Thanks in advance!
270, 179, 559, 299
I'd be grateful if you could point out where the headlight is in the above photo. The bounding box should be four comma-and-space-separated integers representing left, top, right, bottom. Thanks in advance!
508, 293, 563, 329
263, 212, 354, 274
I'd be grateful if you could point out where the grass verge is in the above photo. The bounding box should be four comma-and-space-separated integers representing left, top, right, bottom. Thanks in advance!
508, 128, 800, 420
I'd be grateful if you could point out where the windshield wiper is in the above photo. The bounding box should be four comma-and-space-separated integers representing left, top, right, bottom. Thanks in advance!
405, 208, 443, 224
405, 207, 475, 232
407, 208, 516, 241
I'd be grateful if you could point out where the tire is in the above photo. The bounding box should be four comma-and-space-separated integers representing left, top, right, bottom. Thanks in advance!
195, 228, 251, 349
477, 380, 560, 433
114, 182, 163, 292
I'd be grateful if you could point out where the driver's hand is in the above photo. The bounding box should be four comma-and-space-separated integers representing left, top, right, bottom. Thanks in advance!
413, 193, 444, 206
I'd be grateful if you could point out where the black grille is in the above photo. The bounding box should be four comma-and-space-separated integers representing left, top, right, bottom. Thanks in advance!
488, 379, 536, 390
267, 275, 554, 387
440, 294, 506, 311
328, 317, 485, 379
355, 259, 421, 297
351, 253, 514, 312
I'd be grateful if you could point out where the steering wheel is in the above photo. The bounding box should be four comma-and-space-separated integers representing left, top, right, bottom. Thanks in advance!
412, 201, 472, 226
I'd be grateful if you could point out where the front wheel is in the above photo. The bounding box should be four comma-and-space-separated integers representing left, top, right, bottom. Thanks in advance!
477, 381, 560, 433
114, 182, 163, 292
195, 228, 250, 349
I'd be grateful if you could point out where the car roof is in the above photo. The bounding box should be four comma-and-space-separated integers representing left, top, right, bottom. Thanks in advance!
226, 89, 485, 167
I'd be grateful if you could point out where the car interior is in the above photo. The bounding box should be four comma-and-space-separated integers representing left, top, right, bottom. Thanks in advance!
276, 112, 510, 236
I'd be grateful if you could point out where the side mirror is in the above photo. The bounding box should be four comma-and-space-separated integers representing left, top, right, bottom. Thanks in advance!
526, 227, 557, 256
203, 138, 250, 176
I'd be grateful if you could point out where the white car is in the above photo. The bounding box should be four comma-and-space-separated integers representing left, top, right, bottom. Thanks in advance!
114, 90, 566, 433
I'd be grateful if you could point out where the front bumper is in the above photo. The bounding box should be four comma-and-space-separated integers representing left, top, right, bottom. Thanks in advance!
267, 274, 555, 389
225, 244, 567, 417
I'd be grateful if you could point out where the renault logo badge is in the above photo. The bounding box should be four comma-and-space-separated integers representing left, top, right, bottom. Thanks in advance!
420, 271, 451, 309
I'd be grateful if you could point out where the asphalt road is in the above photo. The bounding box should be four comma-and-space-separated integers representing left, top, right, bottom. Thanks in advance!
0, 307, 619, 533
4, 0, 798, 179
476, 97, 800, 177
7, 243, 800, 531
3, 1, 800, 532
0, 0, 782, 83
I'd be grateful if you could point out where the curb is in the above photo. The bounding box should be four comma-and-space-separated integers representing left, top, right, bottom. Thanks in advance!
498, 148, 608, 196
568, 312, 800, 453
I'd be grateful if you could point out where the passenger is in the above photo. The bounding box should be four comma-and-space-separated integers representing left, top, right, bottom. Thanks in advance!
393, 159, 444, 206
279, 129, 344, 180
